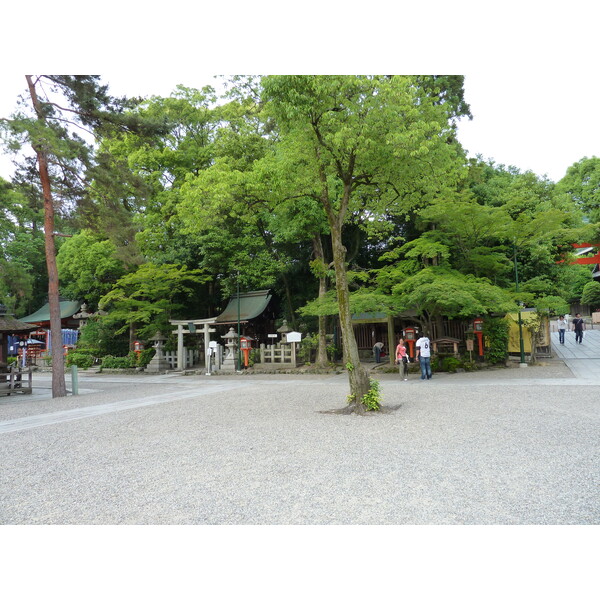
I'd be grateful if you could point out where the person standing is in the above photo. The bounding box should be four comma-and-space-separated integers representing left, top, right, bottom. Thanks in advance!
557, 315, 567, 344
572, 313, 585, 344
396, 338, 409, 380
415, 332, 432, 380
373, 341, 384, 363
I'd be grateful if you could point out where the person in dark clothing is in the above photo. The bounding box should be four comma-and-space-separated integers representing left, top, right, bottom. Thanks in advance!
572, 313, 585, 344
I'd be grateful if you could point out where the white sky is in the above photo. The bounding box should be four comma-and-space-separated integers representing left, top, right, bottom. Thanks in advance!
1, 0, 598, 185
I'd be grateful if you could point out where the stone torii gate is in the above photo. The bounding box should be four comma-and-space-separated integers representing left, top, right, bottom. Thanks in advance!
170, 318, 217, 371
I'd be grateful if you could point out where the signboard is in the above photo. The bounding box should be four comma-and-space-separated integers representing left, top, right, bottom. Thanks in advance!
466, 339, 474, 352
267, 334, 278, 338
286, 331, 302, 343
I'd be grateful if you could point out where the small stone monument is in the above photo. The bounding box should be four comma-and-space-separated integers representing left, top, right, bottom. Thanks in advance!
145, 332, 169, 373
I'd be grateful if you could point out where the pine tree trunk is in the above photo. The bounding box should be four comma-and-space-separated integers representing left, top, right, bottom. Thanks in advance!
26, 76, 67, 398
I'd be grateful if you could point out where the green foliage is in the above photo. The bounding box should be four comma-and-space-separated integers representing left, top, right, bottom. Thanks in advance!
390, 267, 517, 322
581, 281, 600, 309
556, 157, 600, 222
76, 317, 129, 357
347, 378, 382, 412
533, 295, 569, 316
100, 354, 137, 369
65, 352, 94, 369
99, 263, 208, 339
136, 348, 156, 368
56, 230, 128, 308
441, 355, 461, 373
482, 317, 509, 365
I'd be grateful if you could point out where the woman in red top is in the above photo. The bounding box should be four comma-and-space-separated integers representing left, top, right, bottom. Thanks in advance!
395, 338, 409, 380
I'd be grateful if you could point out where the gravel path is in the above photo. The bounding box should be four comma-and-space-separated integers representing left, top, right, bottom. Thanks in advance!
1, 363, 598, 525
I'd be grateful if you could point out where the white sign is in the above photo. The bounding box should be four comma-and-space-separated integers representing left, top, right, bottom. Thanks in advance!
267, 334, 278, 338
286, 331, 302, 343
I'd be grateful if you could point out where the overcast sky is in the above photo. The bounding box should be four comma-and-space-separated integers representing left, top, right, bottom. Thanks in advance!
1, 1, 598, 184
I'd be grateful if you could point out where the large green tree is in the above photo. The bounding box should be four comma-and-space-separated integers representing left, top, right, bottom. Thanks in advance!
99, 263, 208, 343
261, 75, 466, 412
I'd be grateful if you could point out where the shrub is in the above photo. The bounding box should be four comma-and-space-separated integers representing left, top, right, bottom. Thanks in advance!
482, 317, 509, 364
136, 348, 155, 368
441, 356, 461, 373
460, 359, 477, 372
66, 352, 94, 369
101, 354, 136, 369
347, 378, 382, 411
77, 317, 129, 357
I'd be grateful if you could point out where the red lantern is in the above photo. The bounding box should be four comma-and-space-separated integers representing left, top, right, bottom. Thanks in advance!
473, 318, 484, 356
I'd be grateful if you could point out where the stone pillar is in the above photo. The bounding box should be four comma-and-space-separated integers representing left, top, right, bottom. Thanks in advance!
177, 324, 184, 371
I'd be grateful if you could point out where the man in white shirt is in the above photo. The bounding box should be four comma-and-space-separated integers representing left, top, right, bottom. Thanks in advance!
415, 333, 432, 380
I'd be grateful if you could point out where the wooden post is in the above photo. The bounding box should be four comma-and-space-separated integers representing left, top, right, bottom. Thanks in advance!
387, 315, 395, 366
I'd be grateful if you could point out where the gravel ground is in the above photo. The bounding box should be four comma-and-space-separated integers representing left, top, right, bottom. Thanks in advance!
0, 365, 598, 525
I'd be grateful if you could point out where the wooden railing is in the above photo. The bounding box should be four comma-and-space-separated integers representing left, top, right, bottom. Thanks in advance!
0, 367, 33, 396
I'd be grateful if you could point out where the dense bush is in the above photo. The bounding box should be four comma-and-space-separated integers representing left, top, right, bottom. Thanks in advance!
100, 354, 136, 369
482, 317, 509, 364
136, 348, 155, 368
65, 352, 94, 369
77, 317, 129, 357
441, 355, 461, 373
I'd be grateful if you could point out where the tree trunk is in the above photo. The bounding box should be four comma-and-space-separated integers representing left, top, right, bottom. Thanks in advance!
26, 76, 67, 398
280, 271, 297, 330
312, 235, 329, 368
329, 219, 370, 413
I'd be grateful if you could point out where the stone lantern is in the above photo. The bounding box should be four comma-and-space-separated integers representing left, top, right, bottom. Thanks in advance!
221, 327, 238, 371
277, 319, 292, 343
145, 332, 169, 373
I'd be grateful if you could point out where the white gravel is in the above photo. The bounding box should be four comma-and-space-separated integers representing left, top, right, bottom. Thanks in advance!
0, 367, 598, 524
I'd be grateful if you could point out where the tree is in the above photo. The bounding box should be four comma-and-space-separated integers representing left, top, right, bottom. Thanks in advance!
556, 157, 600, 223
261, 75, 466, 412
1, 75, 164, 397
56, 230, 128, 309
581, 281, 600, 311
98, 263, 208, 343
390, 267, 516, 333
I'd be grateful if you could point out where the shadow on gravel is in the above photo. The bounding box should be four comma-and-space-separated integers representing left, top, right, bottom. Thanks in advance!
318, 404, 403, 415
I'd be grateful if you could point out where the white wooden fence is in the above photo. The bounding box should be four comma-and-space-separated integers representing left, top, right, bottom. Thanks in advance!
163, 349, 199, 369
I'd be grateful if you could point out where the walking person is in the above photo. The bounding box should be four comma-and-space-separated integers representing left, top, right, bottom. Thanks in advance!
415, 332, 432, 380
557, 315, 567, 344
572, 313, 585, 344
396, 338, 409, 380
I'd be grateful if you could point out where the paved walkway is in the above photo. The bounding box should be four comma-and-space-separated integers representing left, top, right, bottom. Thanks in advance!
551, 328, 600, 379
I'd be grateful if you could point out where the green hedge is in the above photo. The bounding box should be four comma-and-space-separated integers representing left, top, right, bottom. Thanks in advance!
101, 354, 136, 369
65, 352, 95, 369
